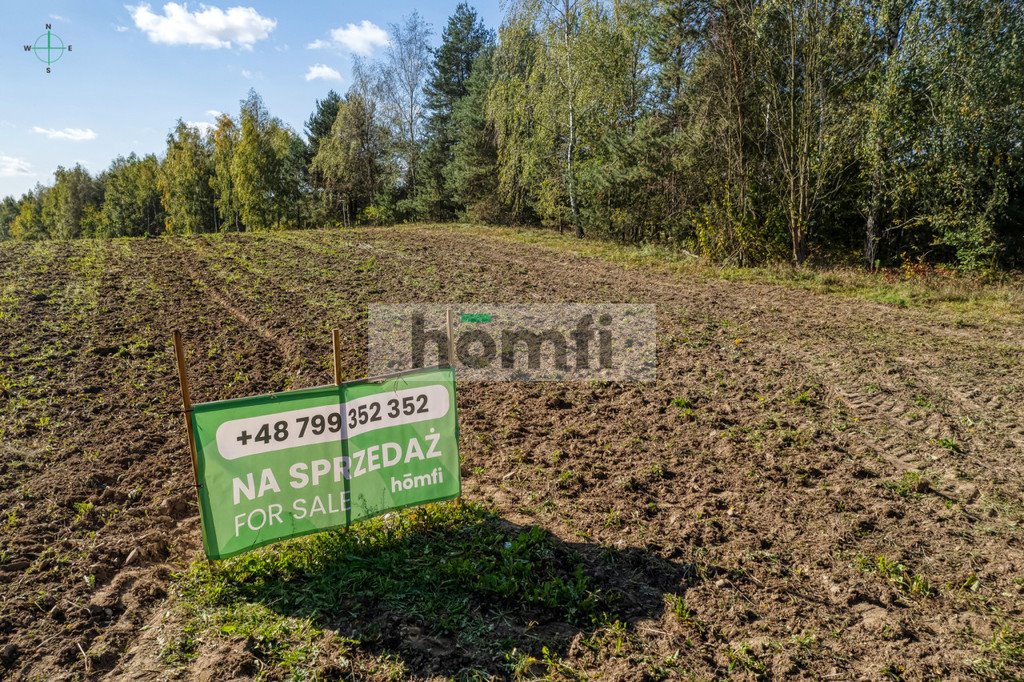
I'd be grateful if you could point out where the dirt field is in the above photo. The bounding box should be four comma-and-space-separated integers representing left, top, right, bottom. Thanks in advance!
0, 226, 1021, 680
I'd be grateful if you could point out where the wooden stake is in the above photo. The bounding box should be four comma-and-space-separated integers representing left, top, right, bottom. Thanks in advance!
444, 308, 462, 506
172, 330, 200, 489
332, 328, 343, 385
445, 307, 455, 367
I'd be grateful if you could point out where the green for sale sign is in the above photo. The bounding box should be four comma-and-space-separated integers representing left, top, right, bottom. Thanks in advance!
190, 366, 460, 559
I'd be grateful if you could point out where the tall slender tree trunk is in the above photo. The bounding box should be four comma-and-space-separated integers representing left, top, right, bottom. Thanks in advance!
864, 163, 882, 269
723, 9, 748, 263
862, 6, 909, 270
568, 100, 582, 237
562, 0, 583, 239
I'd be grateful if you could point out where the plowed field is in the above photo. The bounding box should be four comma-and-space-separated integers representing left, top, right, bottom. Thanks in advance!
0, 226, 1021, 680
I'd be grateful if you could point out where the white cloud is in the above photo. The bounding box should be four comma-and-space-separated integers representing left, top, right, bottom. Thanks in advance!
32, 126, 98, 141
187, 121, 216, 135
115, 25, 130, 32
128, 2, 276, 49
308, 20, 389, 55
0, 155, 33, 178
188, 109, 227, 134
305, 64, 342, 82
240, 68, 262, 79
331, 21, 390, 54
50, 14, 69, 22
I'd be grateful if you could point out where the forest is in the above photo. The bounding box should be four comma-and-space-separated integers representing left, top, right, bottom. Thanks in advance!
1, 0, 1022, 269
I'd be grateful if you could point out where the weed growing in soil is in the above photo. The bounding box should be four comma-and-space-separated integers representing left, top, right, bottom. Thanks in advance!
881, 662, 907, 680
169, 501, 612, 677
857, 555, 934, 598
664, 593, 702, 631
938, 437, 963, 454
670, 396, 696, 419
794, 390, 816, 406
727, 642, 768, 678
72, 501, 93, 525
505, 644, 579, 679
971, 626, 1024, 680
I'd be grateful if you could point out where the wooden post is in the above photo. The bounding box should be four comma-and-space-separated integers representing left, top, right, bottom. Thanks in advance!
445, 307, 455, 368
332, 328, 343, 385
444, 309, 462, 506
172, 330, 200, 489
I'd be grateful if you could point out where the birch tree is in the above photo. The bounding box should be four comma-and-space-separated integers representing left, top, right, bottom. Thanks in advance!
378, 12, 432, 203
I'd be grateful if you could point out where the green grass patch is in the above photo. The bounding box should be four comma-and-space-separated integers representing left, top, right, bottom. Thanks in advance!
884, 471, 930, 498
439, 224, 1024, 323
170, 501, 613, 677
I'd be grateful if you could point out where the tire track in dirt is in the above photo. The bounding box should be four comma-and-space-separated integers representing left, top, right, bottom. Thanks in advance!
409, 228, 1024, 495
188, 233, 380, 384
520, 231, 1017, 509
788, 329, 1024, 503
171, 238, 304, 374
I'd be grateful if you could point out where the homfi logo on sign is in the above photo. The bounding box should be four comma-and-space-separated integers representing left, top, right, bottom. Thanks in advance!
190, 366, 459, 560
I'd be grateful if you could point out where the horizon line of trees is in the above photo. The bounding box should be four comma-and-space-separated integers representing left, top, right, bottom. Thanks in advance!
1, 0, 1021, 270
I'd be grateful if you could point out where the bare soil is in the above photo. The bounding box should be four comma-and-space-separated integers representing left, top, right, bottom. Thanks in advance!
0, 227, 1021, 680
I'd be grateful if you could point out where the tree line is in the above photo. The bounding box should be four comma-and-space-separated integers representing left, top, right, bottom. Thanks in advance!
2, 0, 1021, 269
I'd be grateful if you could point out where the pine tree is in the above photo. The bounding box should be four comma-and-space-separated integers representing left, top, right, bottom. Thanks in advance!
270, 123, 308, 228
305, 90, 342, 159
304, 91, 343, 225
446, 48, 502, 221
418, 3, 493, 220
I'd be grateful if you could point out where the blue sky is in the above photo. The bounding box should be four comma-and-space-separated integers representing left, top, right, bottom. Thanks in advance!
0, 0, 502, 198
